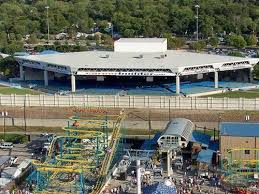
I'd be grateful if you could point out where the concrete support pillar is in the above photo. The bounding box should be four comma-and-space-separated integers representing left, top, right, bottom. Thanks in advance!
214, 71, 219, 89
44, 70, 48, 86
71, 74, 76, 92
136, 159, 141, 194
97, 76, 104, 81
249, 67, 254, 83
19, 65, 24, 80
167, 150, 172, 177
146, 76, 154, 82
176, 75, 180, 95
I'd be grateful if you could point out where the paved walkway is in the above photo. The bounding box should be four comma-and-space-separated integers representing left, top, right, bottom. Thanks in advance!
1, 117, 219, 129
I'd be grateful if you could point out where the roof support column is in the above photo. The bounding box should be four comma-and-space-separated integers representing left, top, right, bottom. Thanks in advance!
136, 159, 141, 194
176, 74, 180, 95
249, 67, 254, 83
214, 71, 219, 89
71, 73, 76, 93
167, 150, 172, 177
44, 70, 48, 86
19, 65, 24, 80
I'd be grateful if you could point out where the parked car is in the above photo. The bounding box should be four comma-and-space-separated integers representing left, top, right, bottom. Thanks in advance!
0, 142, 13, 149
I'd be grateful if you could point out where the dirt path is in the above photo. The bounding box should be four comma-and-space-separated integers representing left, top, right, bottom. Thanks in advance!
1, 106, 258, 123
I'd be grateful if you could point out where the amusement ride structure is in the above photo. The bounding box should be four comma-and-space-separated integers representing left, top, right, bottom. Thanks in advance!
28, 110, 126, 194
221, 148, 259, 191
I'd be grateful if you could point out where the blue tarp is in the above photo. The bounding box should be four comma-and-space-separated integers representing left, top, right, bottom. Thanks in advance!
143, 181, 177, 194
208, 140, 219, 152
190, 131, 211, 148
14, 52, 30, 56
197, 149, 214, 164
140, 132, 161, 150
220, 122, 259, 137
39, 50, 60, 55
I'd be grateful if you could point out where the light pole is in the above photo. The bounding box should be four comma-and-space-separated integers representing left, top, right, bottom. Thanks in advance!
45, 6, 50, 44
195, 4, 200, 41
2, 110, 8, 141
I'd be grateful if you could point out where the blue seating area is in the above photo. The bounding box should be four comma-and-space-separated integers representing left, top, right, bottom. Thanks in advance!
76, 88, 122, 95
11, 79, 259, 96
126, 86, 173, 96
162, 81, 259, 95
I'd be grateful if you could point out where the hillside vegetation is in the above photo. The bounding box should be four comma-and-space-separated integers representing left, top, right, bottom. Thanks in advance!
0, 0, 258, 42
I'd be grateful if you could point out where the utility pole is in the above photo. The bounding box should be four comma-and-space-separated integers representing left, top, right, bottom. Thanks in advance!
148, 109, 151, 140
195, 4, 200, 41
2, 110, 8, 141
45, 6, 50, 44
24, 96, 27, 133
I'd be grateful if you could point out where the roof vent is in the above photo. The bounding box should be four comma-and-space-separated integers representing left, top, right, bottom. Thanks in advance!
160, 54, 165, 59
100, 54, 110, 58
139, 54, 143, 59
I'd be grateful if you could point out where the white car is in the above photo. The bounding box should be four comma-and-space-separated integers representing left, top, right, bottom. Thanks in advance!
0, 142, 13, 149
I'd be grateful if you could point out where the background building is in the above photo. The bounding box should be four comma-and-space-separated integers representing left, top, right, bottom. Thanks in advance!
220, 122, 259, 160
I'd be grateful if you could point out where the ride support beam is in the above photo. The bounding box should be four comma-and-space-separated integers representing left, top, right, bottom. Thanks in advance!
176, 74, 180, 95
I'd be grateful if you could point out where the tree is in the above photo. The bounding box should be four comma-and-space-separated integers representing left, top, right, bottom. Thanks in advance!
226, 34, 247, 49
189, 41, 206, 51
208, 37, 219, 47
245, 34, 257, 46
253, 64, 259, 79
0, 56, 19, 77
27, 34, 38, 44
1, 41, 24, 55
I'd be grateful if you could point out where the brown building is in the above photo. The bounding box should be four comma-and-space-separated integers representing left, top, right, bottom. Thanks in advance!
220, 122, 259, 161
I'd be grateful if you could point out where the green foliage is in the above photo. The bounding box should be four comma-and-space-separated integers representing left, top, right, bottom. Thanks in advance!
226, 34, 247, 49
0, 41, 24, 55
253, 64, 259, 79
0, 0, 258, 42
245, 34, 257, 46
208, 37, 219, 47
189, 40, 206, 51
27, 34, 38, 44
0, 56, 19, 77
228, 51, 244, 57
0, 134, 27, 143
163, 33, 186, 49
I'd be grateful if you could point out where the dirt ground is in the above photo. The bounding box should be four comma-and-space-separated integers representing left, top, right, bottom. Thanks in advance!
1, 106, 259, 123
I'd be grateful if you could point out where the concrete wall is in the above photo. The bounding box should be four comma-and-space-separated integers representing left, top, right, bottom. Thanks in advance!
0, 95, 259, 111
114, 39, 167, 53
220, 136, 259, 160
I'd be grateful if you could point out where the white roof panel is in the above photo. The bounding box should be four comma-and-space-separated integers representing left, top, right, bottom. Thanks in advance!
16, 50, 259, 72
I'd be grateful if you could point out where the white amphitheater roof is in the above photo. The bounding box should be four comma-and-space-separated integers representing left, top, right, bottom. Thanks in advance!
116, 38, 167, 43
15, 50, 259, 76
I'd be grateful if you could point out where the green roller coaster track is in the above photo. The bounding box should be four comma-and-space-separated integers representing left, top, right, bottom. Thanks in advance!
29, 111, 126, 194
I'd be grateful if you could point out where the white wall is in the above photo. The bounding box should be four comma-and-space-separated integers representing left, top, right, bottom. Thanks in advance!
114, 39, 167, 53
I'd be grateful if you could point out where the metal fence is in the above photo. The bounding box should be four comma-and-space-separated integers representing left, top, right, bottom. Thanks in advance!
0, 94, 259, 110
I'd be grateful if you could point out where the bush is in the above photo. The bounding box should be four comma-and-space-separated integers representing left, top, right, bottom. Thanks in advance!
208, 37, 219, 47
189, 40, 206, 51
245, 34, 257, 46
226, 34, 247, 49
0, 134, 27, 143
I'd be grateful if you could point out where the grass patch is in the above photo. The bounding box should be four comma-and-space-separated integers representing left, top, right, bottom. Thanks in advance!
205, 89, 259, 98
0, 126, 64, 133
0, 134, 28, 143
0, 87, 41, 95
